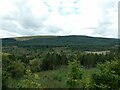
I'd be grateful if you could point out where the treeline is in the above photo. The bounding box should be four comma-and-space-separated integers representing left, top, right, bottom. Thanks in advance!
2, 35, 118, 51
2, 52, 120, 89
3, 51, 117, 75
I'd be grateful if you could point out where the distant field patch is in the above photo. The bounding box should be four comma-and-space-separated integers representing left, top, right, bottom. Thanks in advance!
84, 51, 110, 55
15, 35, 57, 41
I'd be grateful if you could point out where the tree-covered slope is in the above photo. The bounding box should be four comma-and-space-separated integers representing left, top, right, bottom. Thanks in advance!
2, 35, 118, 50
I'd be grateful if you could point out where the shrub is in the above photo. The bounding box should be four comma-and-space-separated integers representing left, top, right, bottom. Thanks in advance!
92, 60, 120, 89
66, 59, 82, 88
81, 77, 93, 89
7, 60, 25, 78
29, 58, 42, 72
17, 69, 41, 88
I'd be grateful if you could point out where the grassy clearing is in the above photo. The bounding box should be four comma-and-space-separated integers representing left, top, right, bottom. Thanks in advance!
37, 66, 98, 88
38, 66, 67, 88
15, 36, 57, 41
3, 65, 98, 88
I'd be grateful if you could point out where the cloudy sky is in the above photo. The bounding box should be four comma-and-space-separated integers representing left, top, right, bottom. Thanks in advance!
0, 0, 119, 38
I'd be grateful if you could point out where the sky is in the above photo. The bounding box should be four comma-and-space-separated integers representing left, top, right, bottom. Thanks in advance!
0, 0, 119, 38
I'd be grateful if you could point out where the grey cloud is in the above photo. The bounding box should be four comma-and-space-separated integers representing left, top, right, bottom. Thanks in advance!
86, 27, 97, 30
43, 1, 52, 12
2, 14, 43, 30
73, 0, 80, 4
92, 21, 114, 36
42, 25, 63, 34
0, 0, 117, 38
0, 0, 50, 36
0, 0, 64, 36
92, 0, 117, 38
0, 19, 37, 35
18, 17, 44, 30
17, 4, 45, 29
16, 3, 45, 30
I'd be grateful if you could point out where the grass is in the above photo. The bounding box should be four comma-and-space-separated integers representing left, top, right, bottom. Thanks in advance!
38, 66, 67, 88
15, 35, 57, 41
81, 68, 98, 78
4, 65, 98, 88
37, 66, 98, 88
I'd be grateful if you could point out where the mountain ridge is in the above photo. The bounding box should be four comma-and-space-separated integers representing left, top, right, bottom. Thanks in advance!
2, 35, 118, 51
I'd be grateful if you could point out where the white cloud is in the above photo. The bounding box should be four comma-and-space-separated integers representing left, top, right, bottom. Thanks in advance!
0, 29, 22, 38
0, 0, 118, 38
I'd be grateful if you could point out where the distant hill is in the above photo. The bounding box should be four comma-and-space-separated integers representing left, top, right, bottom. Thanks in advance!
2, 35, 118, 51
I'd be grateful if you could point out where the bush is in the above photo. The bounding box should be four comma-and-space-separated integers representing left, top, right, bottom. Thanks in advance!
29, 58, 42, 72
81, 77, 93, 89
7, 60, 25, 78
92, 60, 120, 89
17, 69, 41, 88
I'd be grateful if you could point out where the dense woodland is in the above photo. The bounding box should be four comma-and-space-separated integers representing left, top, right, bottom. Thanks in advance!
2, 35, 120, 89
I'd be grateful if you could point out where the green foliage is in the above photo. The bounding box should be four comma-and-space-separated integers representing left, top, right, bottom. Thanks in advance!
2, 36, 118, 89
92, 60, 120, 89
39, 67, 67, 88
7, 60, 25, 78
2, 70, 11, 89
81, 77, 93, 89
2, 35, 117, 51
17, 69, 41, 88
77, 52, 116, 68
41, 52, 68, 71
60, 51, 68, 65
66, 59, 82, 88
41, 53, 53, 70
29, 58, 42, 72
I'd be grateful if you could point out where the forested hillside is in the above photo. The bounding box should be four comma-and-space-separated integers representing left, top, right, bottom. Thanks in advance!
2, 35, 120, 89
2, 35, 118, 51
